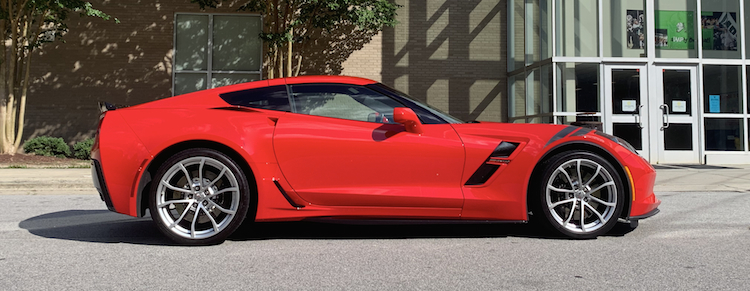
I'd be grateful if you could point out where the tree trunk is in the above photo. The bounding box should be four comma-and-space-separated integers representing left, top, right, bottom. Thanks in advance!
294, 54, 303, 76
0, 18, 7, 153
278, 43, 284, 77
5, 5, 19, 154
287, 27, 292, 78
14, 51, 31, 151
14, 12, 43, 151
269, 45, 277, 79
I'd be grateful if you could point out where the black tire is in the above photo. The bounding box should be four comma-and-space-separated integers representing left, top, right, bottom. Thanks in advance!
532, 151, 625, 239
149, 148, 252, 245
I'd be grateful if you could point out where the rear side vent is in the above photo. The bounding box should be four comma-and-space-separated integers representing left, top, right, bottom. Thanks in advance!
465, 142, 520, 186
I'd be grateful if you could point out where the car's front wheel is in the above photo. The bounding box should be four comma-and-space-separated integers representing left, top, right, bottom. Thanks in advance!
534, 151, 625, 239
149, 148, 251, 245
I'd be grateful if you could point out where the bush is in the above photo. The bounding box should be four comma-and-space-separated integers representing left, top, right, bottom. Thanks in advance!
23, 136, 71, 158
73, 138, 95, 160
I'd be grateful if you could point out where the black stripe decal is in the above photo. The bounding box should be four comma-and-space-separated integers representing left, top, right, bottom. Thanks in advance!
571, 127, 593, 137
273, 180, 305, 208
544, 126, 578, 147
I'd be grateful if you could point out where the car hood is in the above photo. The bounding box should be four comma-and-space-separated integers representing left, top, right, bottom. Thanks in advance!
450, 122, 576, 147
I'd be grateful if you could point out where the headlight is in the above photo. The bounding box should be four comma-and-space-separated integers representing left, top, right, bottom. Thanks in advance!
615, 138, 638, 154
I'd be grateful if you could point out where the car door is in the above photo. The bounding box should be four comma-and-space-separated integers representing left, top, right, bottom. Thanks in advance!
272, 83, 465, 212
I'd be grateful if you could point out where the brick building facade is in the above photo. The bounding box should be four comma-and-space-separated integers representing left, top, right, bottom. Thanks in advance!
24, 0, 507, 146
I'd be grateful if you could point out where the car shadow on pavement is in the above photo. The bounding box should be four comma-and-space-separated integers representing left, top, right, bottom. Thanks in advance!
19, 210, 636, 245
231, 220, 636, 241
231, 221, 543, 241
18, 210, 174, 245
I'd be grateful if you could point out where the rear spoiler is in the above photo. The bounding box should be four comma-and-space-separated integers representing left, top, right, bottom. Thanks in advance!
99, 102, 125, 113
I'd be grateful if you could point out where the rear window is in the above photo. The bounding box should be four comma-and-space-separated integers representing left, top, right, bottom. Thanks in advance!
220, 85, 291, 111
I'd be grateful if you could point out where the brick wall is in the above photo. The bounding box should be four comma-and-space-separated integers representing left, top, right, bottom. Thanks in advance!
25, 0, 507, 145
26, 0, 247, 145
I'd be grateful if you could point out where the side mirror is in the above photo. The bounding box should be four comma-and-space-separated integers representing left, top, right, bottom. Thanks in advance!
393, 107, 424, 134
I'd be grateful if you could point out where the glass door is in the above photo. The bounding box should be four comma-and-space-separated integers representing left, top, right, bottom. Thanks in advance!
652, 66, 699, 163
604, 65, 650, 158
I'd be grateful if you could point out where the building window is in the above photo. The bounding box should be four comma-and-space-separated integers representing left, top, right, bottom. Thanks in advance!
602, 0, 646, 58
173, 14, 262, 96
654, 0, 698, 58
508, 0, 552, 71
705, 118, 744, 151
702, 0, 741, 59
704, 65, 742, 114
555, 62, 600, 124
555, 0, 599, 57
704, 65, 744, 152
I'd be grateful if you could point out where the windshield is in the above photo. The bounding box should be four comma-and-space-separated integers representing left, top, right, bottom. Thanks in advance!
367, 83, 465, 124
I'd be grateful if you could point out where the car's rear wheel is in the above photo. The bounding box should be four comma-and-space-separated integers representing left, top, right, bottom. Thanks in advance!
149, 148, 250, 245
535, 151, 625, 239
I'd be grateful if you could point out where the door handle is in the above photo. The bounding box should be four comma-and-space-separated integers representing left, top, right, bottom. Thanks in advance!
635, 104, 644, 129
659, 104, 670, 131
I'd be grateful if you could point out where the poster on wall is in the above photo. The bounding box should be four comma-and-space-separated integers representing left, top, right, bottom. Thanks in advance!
655, 11, 695, 50
702, 12, 738, 51
627, 10, 645, 49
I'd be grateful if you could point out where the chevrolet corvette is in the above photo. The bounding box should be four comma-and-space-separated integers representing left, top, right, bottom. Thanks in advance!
91, 76, 660, 245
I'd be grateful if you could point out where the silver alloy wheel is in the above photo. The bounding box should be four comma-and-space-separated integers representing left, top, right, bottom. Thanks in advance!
545, 158, 618, 234
155, 156, 241, 239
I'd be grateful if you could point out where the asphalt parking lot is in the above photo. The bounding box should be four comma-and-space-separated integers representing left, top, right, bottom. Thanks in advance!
1, 189, 749, 290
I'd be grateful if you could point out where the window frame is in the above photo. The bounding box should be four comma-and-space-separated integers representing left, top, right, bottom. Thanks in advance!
172, 12, 264, 96
218, 82, 462, 125
219, 85, 291, 112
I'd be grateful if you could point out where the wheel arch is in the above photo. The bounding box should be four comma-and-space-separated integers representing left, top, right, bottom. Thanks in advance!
136, 139, 258, 218
526, 141, 632, 219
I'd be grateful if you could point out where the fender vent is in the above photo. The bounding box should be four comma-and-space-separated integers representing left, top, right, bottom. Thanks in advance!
274, 180, 305, 208
465, 142, 520, 186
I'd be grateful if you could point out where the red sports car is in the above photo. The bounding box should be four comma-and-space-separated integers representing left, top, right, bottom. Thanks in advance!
91, 76, 659, 245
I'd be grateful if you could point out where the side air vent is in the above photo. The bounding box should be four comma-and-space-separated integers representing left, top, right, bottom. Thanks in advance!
465, 142, 520, 186
273, 180, 305, 208
491, 141, 519, 158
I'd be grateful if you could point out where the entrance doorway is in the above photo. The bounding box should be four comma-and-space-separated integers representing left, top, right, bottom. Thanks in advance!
604, 65, 700, 164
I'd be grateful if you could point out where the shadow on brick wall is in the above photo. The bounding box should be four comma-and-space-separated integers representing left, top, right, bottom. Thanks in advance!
381, 0, 506, 122
21, 0, 507, 148
300, 24, 380, 76
22, 1, 383, 147
25, 1, 182, 146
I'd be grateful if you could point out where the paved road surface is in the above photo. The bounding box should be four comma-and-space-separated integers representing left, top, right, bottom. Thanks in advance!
1, 191, 749, 290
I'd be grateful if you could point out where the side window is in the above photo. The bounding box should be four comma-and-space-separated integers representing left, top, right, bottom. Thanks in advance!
220, 85, 290, 111
289, 84, 404, 123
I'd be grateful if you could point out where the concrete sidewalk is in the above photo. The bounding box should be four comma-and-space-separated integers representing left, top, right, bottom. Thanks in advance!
652, 164, 750, 192
0, 168, 97, 195
1, 165, 749, 194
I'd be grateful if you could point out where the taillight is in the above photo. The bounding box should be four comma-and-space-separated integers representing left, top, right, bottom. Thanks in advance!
92, 102, 116, 157
92, 112, 105, 153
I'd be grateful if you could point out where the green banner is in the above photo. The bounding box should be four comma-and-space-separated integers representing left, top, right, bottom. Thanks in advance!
655, 10, 695, 50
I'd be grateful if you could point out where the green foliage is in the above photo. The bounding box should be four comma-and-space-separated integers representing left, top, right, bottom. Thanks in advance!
72, 138, 94, 160
191, 0, 400, 47
298, 0, 400, 31
1, 1, 117, 47
1, 1, 116, 154
23, 136, 71, 158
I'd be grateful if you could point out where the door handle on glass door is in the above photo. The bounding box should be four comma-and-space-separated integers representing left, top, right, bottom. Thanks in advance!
659, 104, 670, 131
635, 104, 644, 129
